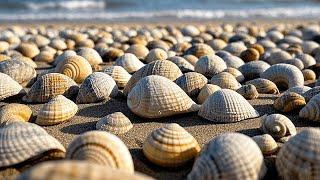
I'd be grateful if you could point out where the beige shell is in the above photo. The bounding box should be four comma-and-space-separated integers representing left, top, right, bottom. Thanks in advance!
96, 112, 133, 135
236, 84, 259, 100
115, 53, 145, 73
104, 66, 132, 88
252, 134, 279, 155
295, 53, 316, 68
167, 56, 195, 72
16, 43, 40, 58
194, 55, 227, 77
276, 128, 320, 179
184, 43, 215, 58
0, 54, 10, 61
299, 93, 320, 121
238, 60, 270, 80
0, 41, 9, 52
145, 48, 168, 63
197, 84, 221, 104
49, 39, 67, 50
0, 60, 36, 86
282, 58, 304, 70
36, 95, 78, 126
183, 54, 198, 66
210, 72, 241, 90
17, 161, 153, 180
285, 86, 312, 95
222, 42, 247, 56
303, 86, 320, 102
221, 54, 245, 69
143, 123, 200, 167
188, 133, 266, 180
245, 78, 279, 94
127, 75, 200, 118
52, 50, 76, 66
66, 131, 134, 173
123, 60, 182, 95
76, 47, 103, 66
0, 72, 24, 101
223, 67, 245, 82
302, 69, 316, 81
0, 103, 32, 127
198, 89, 259, 123
0, 122, 66, 168
175, 72, 208, 97
274, 92, 306, 112
265, 50, 292, 65
125, 44, 149, 60
23, 73, 79, 103
207, 39, 227, 51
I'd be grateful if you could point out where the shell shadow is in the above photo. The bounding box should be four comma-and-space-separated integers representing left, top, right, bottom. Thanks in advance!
60, 120, 96, 135
253, 104, 277, 115
236, 128, 262, 137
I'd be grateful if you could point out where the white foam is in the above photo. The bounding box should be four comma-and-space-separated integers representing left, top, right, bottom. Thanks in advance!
25, 0, 105, 10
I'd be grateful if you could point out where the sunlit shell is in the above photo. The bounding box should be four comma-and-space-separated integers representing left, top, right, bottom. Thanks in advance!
145, 48, 168, 63
222, 42, 247, 56
49, 39, 67, 50
285, 86, 311, 95
274, 92, 306, 112
0, 54, 10, 61
303, 86, 320, 102
197, 84, 221, 104
96, 112, 133, 135
16, 43, 40, 58
167, 56, 195, 72
195, 55, 227, 78
103, 47, 124, 62
302, 69, 316, 81
183, 54, 198, 66
0, 41, 9, 52
295, 53, 316, 68
52, 50, 76, 66
238, 60, 270, 80
252, 134, 279, 155
0, 72, 24, 101
245, 78, 279, 94
265, 50, 292, 65
0, 103, 32, 127
210, 72, 241, 90
104, 66, 132, 88
249, 43, 265, 55
0, 60, 36, 86
221, 54, 245, 69
34, 51, 55, 63
128, 75, 200, 118
184, 43, 215, 58
236, 84, 259, 100
125, 44, 149, 60
223, 67, 245, 82
199, 89, 259, 123
181, 25, 200, 36
175, 72, 207, 97
282, 58, 304, 70
207, 39, 227, 51
147, 40, 170, 51
188, 133, 266, 180
76, 47, 103, 66
302, 40, 319, 54
299, 93, 320, 121
240, 48, 260, 62
115, 53, 145, 73
143, 123, 200, 167
66, 131, 134, 173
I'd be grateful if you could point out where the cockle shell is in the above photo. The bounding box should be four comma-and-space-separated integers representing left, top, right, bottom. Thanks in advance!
183, 54, 198, 66
222, 42, 247, 56
52, 50, 76, 66
303, 86, 320, 102
0, 60, 36, 86
76, 72, 118, 104
236, 84, 259, 100
96, 112, 133, 135
197, 84, 221, 104
127, 75, 200, 118
210, 72, 241, 90
198, 89, 259, 123
238, 60, 270, 80
265, 50, 292, 65
194, 55, 227, 78
223, 67, 245, 82
36, 95, 78, 126
299, 93, 320, 121
260, 64, 304, 89
76, 47, 103, 66
184, 43, 215, 58
0, 122, 65, 168
188, 133, 266, 180
221, 54, 245, 69
123, 60, 182, 95
49, 39, 67, 50
285, 86, 312, 95
274, 92, 306, 112
16, 43, 40, 58
125, 44, 149, 60
207, 39, 227, 51
145, 48, 168, 63
252, 134, 279, 155
282, 58, 304, 70
115, 53, 145, 73
302, 69, 316, 81
0, 103, 32, 127
167, 56, 195, 72
175, 72, 207, 97
23, 73, 79, 103
0, 72, 24, 101
34, 50, 55, 63
66, 131, 134, 173
104, 65, 132, 88
295, 53, 316, 68
276, 128, 320, 179
143, 123, 200, 167
245, 78, 279, 94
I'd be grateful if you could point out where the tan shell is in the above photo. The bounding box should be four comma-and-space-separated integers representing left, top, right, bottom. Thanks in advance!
52, 50, 76, 66
194, 55, 227, 77
252, 134, 279, 155
197, 84, 221, 104
221, 54, 245, 69
36, 95, 78, 126
183, 54, 198, 66
184, 43, 215, 58
238, 60, 270, 80
198, 89, 259, 123
188, 133, 266, 180
33, 51, 55, 63
127, 75, 200, 118
175, 72, 208, 97
276, 128, 320, 179
145, 48, 168, 63
49, 39, 67, 50
96, 112, 133, 135
0, 41, 9, 52
0, 72, 24, 101
0, 103, 32, 127
0, 54, 10, 61
303, 86, 320, 102
236, 84, 259, 100
274, 92, 306, 112
222, 42, 247, 56
207, 39, 227, 51
76, 47, 103, 66
23, 73, 79, 103
302, 69, 316, 81
143, 123, 200, 167
167, 56, 195, 72
240, 48, 260, 62
123, 60, 182, 95
66, 131, 134, 173
16, 43, 40, 58
0, 60, 36, 86
223, 67, 245, 82
115, 53, 145, 73
125, 44, 149, 60
104, 66, 132, 88
245, 78, 279, 94
299, 93, 320, 121
210, 72, 241, 90
266, 50, 292, 65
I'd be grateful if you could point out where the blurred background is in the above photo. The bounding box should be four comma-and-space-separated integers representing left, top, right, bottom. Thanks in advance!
0, 0, 319, 21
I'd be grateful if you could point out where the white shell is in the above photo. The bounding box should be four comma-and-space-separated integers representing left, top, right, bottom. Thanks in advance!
299, 93, 320, 121
104, 65, 132, 88
194, 55, 227, 77
210, 72, 241, 90
0, 72, 24, 101
197, 84, 221, 104
115, 53, 145, 73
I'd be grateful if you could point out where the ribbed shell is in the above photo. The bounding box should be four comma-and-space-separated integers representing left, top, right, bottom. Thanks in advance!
125, 44, 149, 60
245, 78, 279, 94
252, 134, 279, 155
145, 48, 168, 63
115, 53, 145, 73
36, 95, 78, 126
123, 60, 182, 95
238, 61, 270, 80
222, 42, 247, 56
197, 84, 221, 104
236, 84, 259, 100
210, 72, 241, 90
76, 47, 103, 66
96, 112, 133, 135
167, 56, 195, 73
198, 89, 259, 123
274, 92, 306, 112
0, 122, 66, 168
299, 93, 320, 121
0, 72, 24, 101
23, 73, 79, 103
221, 55, 245, 69
104, 65, 132, 88
223, 67, 245, 82
0, 104, 32, 127
195, 55, 227, 78
66, 131, 134, 173
76, 72, 118, 104
260, 64, 304, 89
0, 60, 36, 86
295, 53, 316, 68
265, 50, 292, 65
188, 133, 266, 180
285, 86, 312, 95
302, 69, 316, 81
53, 50, 76, 66
303, 86, 320, 102
282, 58, 304, 70
143, 123, 200, 167
127, 75, 200, 118
276, 128, 320, 179
184, 43, 215, 58
175, 72, 208, 97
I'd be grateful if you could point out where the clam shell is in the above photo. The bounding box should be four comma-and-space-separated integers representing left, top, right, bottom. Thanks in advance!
0, 72, 24, 101
143, 123, 200, 167
33, 51, 55, 63
104, 65, 132, 88
23, 73, 79, 103
282, 58, 304, 70
127, 75, 200, 118
302, 69, 316, 81
210, 72, 241, 90
167, 56, 195, 72
188, 133, 266, 180
175, 72, 208, 97
245, 78, 279, 94
223, 67, 245, 82
0, 60, 36, 86
274, 92, 306, 112
195, 55, 227, 78
207, 39, 227, 51
125, 44, 149, 60
183, 54, 198, 66
222, 42, 247, 56
197, 84, 221, 104
76, 72, 118, 104
16, 43, 40, 58
76, 47, 103, 66
299, 93, 320, 121
96, 112, 133, 135
52, 50, 76, 66
49, 39, 67, 50
238, 60, 270, 80
240, 48, 260, 62
221, 54, 245, 69
236, 84, 259, 100
115, 53, 145, 73
66, 131, 134, 173
303, 86, 320, 102
184, 43, 215, 58
145, 48, 168, 63
0, 103, 32, 127
198, 89, 259, 123
252, 134, 279, 155
0, 122, 65, 168
266, 50, 292, 65
285, 86, 312, 95
295, 53, 316, 68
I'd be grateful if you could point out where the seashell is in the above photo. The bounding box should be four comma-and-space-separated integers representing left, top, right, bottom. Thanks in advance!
104, 65, 132, 88
299, 93, 320, 121
0, 122, 65, 168
236, 84, 259, 100
36, 95, 78, 126
0, 60, 36, 86
76, 47, 103, 66
17, 161, 152, 180
245, 78, 279, 94
223, 67, 245, 82
183, 54, 198, 66
240, 48, 260, 62
0, 72, 24, 101
175, 72, 208, 97
0, 103, 32, 127
252, 134, 279, 155
96, 112, 133, 135
123, 60, 182, 95
210, 72, 241, 90
215, 50, 231, 58
49, 39, 67, 50
147, 40, 170, 51
285, 86, 311, 95
115, 53, 144, 73
125, 44, 149, 60
167, 56, 195, 72
302, 40, 319, 54
249, 43, 265, 55
260, 64, 304, 89
276, 128, 320, 179
34, 50, 55, 63
144, 48, 168, 63
198, 89, 259, 123
207, 39, 227, 51
222, 42, 247, 56
11, 55, 37, 68
76, 39, 94, 48
66, 131, 134, 173
127, 75, 200, 118
0, 41, 9, 52
0, 54, 10, 61
282, 58, 304, 70
103, 47, 124, 62
143, 123, 200, 167
181, 25, 200, 36
238, 60, 270, 80
274, 92, 306, 112
197, 84, 221, 104
257, 39, 277, 50
23, 73, 79, 103
16, 43, 40, 58
55, 55, 93, 83
52, 50, 76, 66
188, 133, 266, 180
295, 53, 316, 68
302, 69, 316, 81
266, 50, 292, 65
303, 86, 320, 102
195, 55, 227, 77
184, 43, 215, 58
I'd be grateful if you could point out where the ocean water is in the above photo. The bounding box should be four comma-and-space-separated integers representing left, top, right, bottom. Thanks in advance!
0, 0, 319, 21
